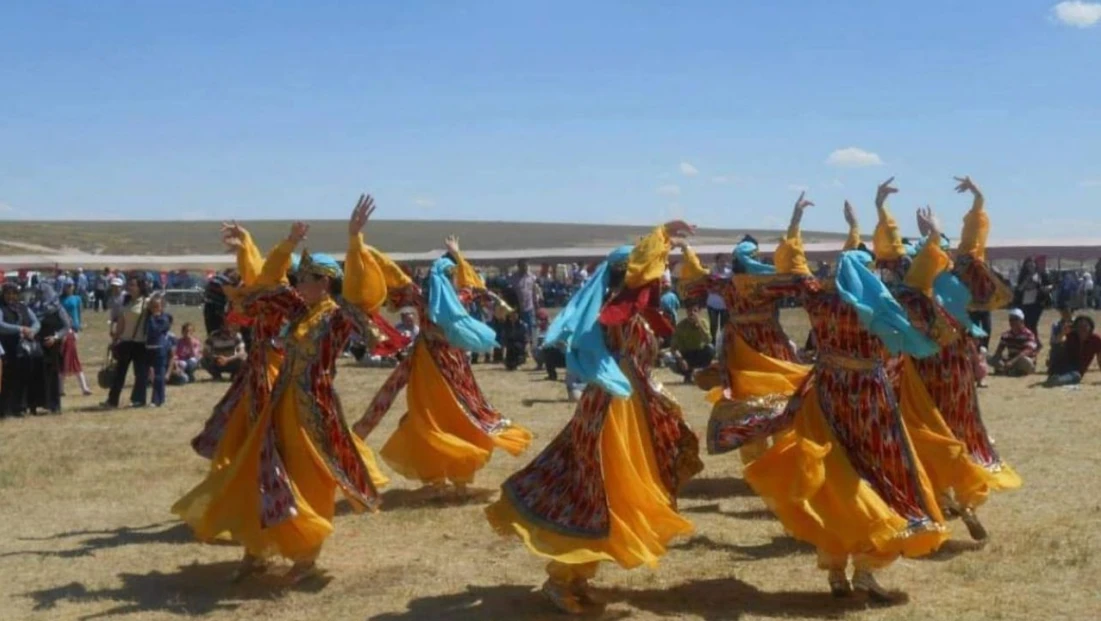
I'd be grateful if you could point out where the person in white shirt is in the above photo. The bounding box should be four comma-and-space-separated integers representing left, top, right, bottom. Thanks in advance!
706, 254, 732, 344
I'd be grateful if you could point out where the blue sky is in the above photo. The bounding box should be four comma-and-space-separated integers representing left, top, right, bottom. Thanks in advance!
1, 1, 1099, 238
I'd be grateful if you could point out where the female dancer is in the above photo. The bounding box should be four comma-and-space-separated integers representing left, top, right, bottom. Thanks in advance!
352, 237, 531, 494
678, 193, 816, 463
173, 195, 389, 584
716, 185, 956, 602
898, 178, 1021, 537
189, 222, 297, 465
485, 221, 703, 615
865, 183, 1016, 543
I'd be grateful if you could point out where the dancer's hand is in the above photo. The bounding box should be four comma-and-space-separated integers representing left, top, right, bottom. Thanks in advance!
875, 177, 898, 208
794, 191, 814, 212
954, 176, 979, 195
843, 201, 858, 228
288, 221, 309, 244
349, 194, 376, 236
444, 235, 460, 255
221, 221, 247, 250
919, 206, 941, 240
663, 220, 696, 239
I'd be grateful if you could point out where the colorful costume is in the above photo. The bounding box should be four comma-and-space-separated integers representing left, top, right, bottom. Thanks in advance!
885, 204, 1021, 519
354, 248, 531, 486
679, 233, 815, 463
190, 232, 290, 466
173, 234, 389, 563
485, 227, 703, 613
716, 247, 952, 591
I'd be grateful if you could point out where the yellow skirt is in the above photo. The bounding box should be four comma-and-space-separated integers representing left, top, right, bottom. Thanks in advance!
744, 386, 947, 564
380, 341, 531, 485
897, 357, 1007, 509
173, 389, 389, 561
485, 391, 693, 569
707, 333, 810, 463
206, 359, 282, 472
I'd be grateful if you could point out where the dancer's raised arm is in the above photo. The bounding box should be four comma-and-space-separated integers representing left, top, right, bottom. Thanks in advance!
344, 194, 388, 313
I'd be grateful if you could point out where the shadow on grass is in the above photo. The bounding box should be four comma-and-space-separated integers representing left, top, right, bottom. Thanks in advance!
678, 476, 754, 500
3, 521, 199, 559
674, 534, 812, 561
369, 583, 631, 621
922, 538, 987, 562
520, 397, 573, 407
23, 561, 330, 620
334, 487, 497, 516
681, 504, 775, 522
373, 577, 881, 620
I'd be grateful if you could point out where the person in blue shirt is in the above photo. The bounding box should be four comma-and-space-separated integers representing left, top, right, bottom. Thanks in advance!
144, 294, 174, 407
59, 283, 93, 396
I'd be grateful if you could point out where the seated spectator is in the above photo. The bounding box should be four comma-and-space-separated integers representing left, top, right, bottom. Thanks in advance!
201, 324, 246, 380
988, 308, 1038, 377
670, 303, 714, 382
1045, 315, 1101, 387
172, 322, 202, 383
501, 310, 529, 371
1047, 306, 1074, 369
396, 307, 420, 342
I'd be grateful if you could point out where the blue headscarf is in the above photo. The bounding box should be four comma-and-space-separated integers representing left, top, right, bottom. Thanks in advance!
426, 256, 498, 353
834, 250, 939, 359
299, 251, 343, 279
909, 234, 984, 337
732, 239, 776, 275
545, 245, 634, 398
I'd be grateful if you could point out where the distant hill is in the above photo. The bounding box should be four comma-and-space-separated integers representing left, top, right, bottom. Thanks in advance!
0, 220, 850, 256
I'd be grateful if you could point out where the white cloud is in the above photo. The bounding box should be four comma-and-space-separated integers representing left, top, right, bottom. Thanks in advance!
829, 179, 845, 189
787, 184, 809, 192
656, 184, 682, 197
413, 197, 437, 208
1053, 1, 1101, 27
679, 162, 699, 177
825, 147, 884, 168
1080, 179, 1101, 187
712, 174, 735, 184
0, 201, 13, 212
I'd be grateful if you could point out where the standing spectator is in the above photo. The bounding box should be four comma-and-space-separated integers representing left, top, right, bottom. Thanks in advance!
706, 254, 731, 344
0, 283, 39, 418
173, 322, 202, 383
74, 268, 89, 309
1014, 257, 1048, 337
1077, 272, 1093, 310
103, 277, 152, 409
501, 309, 529, 371
202, 269, 237, 336
510, 258, 538, 353
144, 294, 173, 407
93, 268, 110, 312
670, 303, 714, 382
201, 323, 246, 380
1046, 315, 1101, 387
28, 284, 71, 415
988, 308, 1038, 376
59, 283, 93, 396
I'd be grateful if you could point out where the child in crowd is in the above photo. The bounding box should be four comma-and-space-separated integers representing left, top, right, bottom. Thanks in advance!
144, 295, 173, 407
172, 322, 201, 383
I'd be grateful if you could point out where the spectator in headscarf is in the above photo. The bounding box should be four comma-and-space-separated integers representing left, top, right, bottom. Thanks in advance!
28, 284, 72, 415
1014, 257, 1048, 337
1045, 315, 1101, 387
0, 283, 40, 418
988, 308, 1038, 377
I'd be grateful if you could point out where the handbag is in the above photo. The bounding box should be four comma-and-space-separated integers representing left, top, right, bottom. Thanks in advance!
18, 338, 42, 359
97, 346, 118, 390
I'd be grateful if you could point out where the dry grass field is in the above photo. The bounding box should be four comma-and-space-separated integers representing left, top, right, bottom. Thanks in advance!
1, 307, 1098, 621
0, 221, 850, 257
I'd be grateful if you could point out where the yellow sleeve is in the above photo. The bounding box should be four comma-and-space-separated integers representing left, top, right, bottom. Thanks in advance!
774, 234, 812, 276
365, 246, 415, 291
904, 237, 952, 298
625, 226, 672, 289
678, 246, 710, 283
956, 195, 989, 261
236, 232, 265, 286
256, 239, 297, 286
450, 250, 486, 290
343, 233, 387, 311
843, 224, 861, 251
